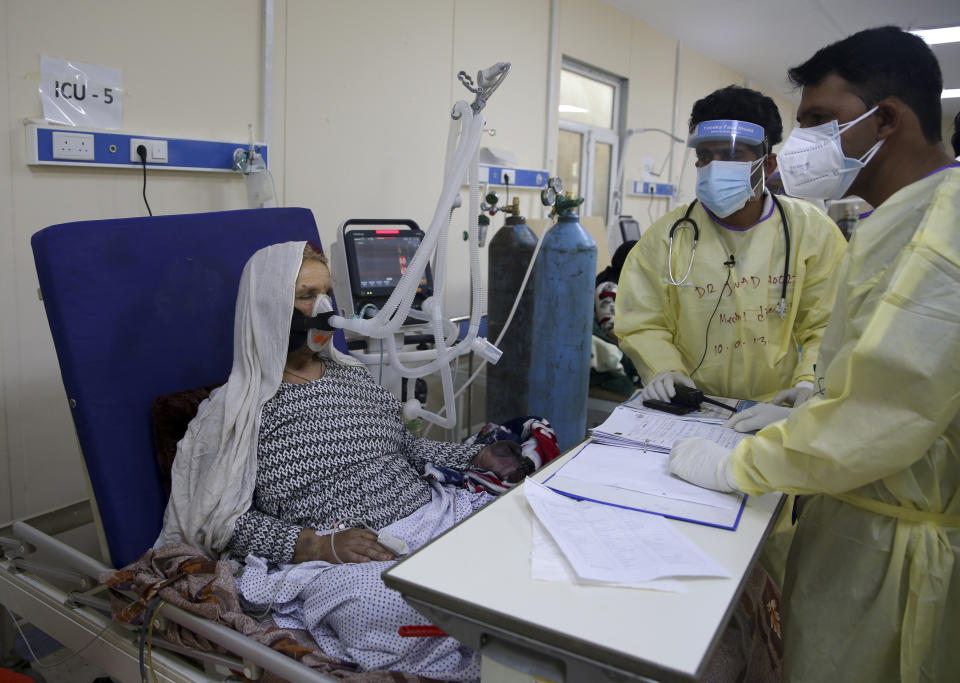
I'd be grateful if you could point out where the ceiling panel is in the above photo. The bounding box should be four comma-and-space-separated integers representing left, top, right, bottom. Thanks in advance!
605, 0, 960, 120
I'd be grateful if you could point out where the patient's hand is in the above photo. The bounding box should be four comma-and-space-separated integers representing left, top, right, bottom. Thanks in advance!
473, 440, 532, 483
294, 527, 395, 564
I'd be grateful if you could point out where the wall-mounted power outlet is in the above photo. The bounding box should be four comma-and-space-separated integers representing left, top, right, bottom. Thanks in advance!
52, 132, 95, 160
28, 124, 268, 171
631, 180, 675, 197
476, 165, 548, 188
130, 138, 168, 163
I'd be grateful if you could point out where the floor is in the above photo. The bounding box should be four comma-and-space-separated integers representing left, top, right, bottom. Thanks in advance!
1, 516, 115, 682
6, 620, 112, 683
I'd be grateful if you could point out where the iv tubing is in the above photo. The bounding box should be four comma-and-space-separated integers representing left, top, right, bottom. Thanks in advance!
380, 109, 483, 376
331, 101, 482, 344
426, 218, 548, 435
453, 224, 544, 401
423, 226, 545, 435
329, 99, 486, 427
400, 134, 483, 427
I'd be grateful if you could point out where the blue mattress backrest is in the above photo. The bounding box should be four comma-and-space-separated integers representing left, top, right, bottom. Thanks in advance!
31, 207, 341, 568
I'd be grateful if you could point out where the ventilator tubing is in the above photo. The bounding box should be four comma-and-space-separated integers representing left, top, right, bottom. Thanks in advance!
329, 99, 488, 429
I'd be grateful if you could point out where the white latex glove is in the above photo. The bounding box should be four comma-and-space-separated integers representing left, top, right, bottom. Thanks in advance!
724, 402, 793, 433
669, 437, 738, 492
641, 371, 696, 402
771, 381, 815, 407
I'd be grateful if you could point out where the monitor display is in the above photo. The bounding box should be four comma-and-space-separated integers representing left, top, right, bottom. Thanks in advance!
619, 215, 641, 242
344, 228, 432, 299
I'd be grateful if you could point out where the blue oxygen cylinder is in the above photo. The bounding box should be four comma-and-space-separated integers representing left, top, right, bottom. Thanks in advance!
486, 214, 538, 424
527, 208, 597, 451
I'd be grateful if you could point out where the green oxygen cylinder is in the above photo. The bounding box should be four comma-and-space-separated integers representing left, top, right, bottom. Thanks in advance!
527, 182, 597, 451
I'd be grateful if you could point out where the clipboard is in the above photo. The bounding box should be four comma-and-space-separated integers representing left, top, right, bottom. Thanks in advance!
542, 443, 748, 531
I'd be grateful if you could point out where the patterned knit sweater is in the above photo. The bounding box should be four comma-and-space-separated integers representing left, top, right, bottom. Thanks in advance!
227, 362, 482, 563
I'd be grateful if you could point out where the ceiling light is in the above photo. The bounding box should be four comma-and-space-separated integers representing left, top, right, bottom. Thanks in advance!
942, 89, 960, 99
558, 104, 589, 113
911, 27, 960, 45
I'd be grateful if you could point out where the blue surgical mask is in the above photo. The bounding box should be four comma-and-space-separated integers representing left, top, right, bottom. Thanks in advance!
695, 157, 765, 218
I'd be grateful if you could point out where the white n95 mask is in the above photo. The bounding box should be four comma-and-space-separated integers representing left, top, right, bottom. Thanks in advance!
695, 157, 765, 218
777, 107, 883, 200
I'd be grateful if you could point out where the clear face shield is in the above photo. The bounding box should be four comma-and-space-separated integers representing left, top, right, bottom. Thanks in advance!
689, 119, 767, 165
689, 120, 768, 217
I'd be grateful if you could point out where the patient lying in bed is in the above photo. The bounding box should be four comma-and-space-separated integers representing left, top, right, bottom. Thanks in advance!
155, 241, 531, 680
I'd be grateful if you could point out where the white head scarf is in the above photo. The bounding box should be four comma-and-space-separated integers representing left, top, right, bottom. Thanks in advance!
155, 241, 361, 556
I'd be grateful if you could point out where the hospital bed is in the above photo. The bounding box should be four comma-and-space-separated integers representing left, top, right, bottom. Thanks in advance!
0, 207, 343, 682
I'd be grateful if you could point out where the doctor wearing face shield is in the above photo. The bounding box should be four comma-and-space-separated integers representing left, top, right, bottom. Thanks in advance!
615, 86, 847, 408
669, 26, 960, 683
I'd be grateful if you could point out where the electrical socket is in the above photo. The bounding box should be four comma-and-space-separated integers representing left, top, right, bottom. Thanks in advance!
642, 181, 675, 197
52, 132, 95, 160
130, 138, 168, 163
500, 169, 516, 185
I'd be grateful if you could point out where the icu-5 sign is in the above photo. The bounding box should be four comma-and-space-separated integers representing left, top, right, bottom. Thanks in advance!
39, 56, 123, 130
53, 82, 115, 104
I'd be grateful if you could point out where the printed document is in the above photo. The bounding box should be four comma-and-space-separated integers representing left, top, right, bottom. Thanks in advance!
591, 406, 747, 452
524, 479, 730, 584
558, 442, 741, 510
530, 519, 686, 592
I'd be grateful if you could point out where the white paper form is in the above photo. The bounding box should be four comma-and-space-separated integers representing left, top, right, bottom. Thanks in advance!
558, 442, 741, 511
524, 479, 730, 584
531, 519, 686, 592
593, 407, 747, 451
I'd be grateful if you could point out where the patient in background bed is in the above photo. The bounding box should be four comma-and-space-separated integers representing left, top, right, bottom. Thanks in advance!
589, 239, 641, 400
155, 241, 531, 680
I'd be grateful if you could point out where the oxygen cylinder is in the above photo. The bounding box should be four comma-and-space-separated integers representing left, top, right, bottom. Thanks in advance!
527, 208, 597, 451
486, 214, 538, 424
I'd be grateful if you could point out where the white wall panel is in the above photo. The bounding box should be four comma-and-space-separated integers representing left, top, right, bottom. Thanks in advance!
0, 0, 15, 522
283, 1, 454, 249
0, 0, 264, 520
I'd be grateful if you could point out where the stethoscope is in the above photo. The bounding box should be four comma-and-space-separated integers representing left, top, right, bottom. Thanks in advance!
666, 193, 792, 319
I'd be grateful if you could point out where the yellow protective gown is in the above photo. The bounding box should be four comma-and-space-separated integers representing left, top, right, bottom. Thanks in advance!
730, 167, 960, 683
616, 195, 847, 402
